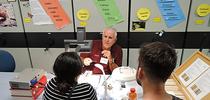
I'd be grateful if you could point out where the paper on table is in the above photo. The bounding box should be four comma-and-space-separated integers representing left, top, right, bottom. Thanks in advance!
187, 68, 210, 99
29, 0, 53, 25
78, 71, 101, 88
178, 58, 209, 86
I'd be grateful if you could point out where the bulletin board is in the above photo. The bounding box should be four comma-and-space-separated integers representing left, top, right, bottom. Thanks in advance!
130, 0, 190, 32
0, 0, 24, 32
73, 0, 128, 32
187, 0, 210, 32
19, 0, 74, 32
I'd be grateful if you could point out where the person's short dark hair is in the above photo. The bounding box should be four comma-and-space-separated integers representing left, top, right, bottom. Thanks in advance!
138, 42, 177, 83
53, 52, 83, 93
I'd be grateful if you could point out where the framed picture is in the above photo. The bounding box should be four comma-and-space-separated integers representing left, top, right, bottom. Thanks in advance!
172, 51, 210, 100
0, 3, 17, 27
132, 21, 145, 31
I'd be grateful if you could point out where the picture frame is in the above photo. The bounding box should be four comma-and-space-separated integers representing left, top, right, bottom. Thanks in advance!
172, 51, 210, 100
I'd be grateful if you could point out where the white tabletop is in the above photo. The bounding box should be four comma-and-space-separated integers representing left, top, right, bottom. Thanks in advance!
0, 72, 41, 100
0, 72, 185, 100
0, 72, 51, 100
0, 72, 143, 100
78, 71, 143, 100
0, 72, 17, 100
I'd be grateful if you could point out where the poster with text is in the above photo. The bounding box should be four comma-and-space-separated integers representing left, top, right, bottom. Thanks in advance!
94, 0, 124, 27
157, 0, 185, 28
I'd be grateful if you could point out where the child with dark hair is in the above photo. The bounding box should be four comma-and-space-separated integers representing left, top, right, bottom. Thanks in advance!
43, 52, 97, 100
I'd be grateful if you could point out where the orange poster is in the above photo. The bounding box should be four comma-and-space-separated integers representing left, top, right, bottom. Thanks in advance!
39, 0, 71, 29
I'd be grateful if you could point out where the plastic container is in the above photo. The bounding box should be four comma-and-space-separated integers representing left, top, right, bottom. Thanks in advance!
129, 88, 137, 100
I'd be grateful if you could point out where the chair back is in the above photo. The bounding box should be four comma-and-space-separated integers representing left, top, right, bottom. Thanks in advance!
0, 50, 15, 72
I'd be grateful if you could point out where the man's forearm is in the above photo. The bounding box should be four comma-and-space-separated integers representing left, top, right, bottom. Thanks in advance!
109, 62, 118, 71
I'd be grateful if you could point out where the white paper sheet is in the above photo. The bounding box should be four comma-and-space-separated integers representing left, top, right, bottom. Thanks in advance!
187, 68, 210, 99
178, 58, 209, 86
29, 0, 53, 25
78, 71, 102, 88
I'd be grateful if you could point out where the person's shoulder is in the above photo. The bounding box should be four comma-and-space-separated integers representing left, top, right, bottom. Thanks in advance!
116, 44, 122, 49
77, 83, 95, 89
77, 83, 93, 87
75, 83, 95, 93
46, 77, 57, 87
93, 40, 102, 44
48, 77, 56, 83
112, 43, 122, 50
92, 40, 102, 49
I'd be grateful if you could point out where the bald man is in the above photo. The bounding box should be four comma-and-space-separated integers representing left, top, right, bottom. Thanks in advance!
83, 27, 122, 74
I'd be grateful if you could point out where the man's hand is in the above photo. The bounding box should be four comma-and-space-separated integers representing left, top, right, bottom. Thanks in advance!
102, 50, 118, 71
83, 58, 92, 66
102, 50, 112, 62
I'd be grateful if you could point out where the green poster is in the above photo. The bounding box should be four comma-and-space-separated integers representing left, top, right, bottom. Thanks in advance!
94, 0, 124, 26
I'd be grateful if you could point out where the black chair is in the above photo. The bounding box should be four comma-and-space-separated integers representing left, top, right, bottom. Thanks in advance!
0, 50, 15, 72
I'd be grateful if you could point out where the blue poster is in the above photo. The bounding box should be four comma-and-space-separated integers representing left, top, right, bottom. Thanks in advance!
157, 0, 185, 28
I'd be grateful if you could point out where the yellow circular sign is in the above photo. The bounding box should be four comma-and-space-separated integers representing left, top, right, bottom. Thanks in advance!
77, 9, 90, 21
196, 4, 209, 17
136, 8, 151, 21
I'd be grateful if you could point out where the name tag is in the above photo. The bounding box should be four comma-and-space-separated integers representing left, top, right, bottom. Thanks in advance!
100, 57, 108, 64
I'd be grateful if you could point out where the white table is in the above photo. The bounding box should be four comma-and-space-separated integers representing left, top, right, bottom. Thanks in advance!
78, 71, 143, 100
0, 72, 143, 100
0, 72, 46, 100
0, 72, 18, 100
0, 72, 31, 100
0, 72, 185, 100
